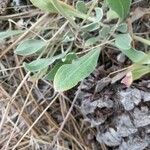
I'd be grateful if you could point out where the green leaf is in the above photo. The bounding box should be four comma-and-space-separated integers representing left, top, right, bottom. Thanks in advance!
76, 1, 87, 14
85, 36, 99, 47
30, 0, 94, 21
132, 65, 150, 80
54, 48, 100, 92
0, 30, 23, 41
81, 22, 100, 32
115, 34, 148, 63
30, 0, 57, 12
116, 23, 128, 33
120, 48, 147, 63
118, 52, 150, 82
94, 7, 103, 22
45, 53, 77, 81
62, 52, 77, 63
106, 0, 131, 20
99, 26, 111, 39
115, 33, 132, 50
106, 9, 119, 20
45, 61, 63, 81
51, 0, 79, 29
134, 52, 150, 65
24, 58, 54, 72
24, 53, 67, 72
15, 39, 46, 56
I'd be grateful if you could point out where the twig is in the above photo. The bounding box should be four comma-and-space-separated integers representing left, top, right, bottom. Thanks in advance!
12, 94, 59, 150
0, 13, 49, 59
50, 82, 83, 148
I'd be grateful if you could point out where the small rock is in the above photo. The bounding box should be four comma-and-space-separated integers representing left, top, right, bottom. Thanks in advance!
81, 98, 113, 115
119, 136, 149, 150
85, 117, 106, 127
119, 90, 134, 111
117, 53, 126, 63
116, 114, 137, 137
119, 88, 141, 111
95, 77, 111, 93
141, 91, 150, 102
92, 98, 114, 109
133, 107, 150, 128
81, 100, 97, 115
96, 128, 122, 146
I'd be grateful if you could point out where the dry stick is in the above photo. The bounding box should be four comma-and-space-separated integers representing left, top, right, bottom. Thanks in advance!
133, 35, 150, 46
12, 94, 59, 150
4, 84, 35, 150
0, 72, 30, 132
0, 86, 38, 136
9, 19, 47, 42
5, 19, 69, 148
0, 10, 44, 20
0, 66, 23, 72
0, 14, 49, 131
50, 83, 83, 148
47, 20, 69, 43
77, 39, 115, 54
80, 0, 98, 26
0, 13, 49, 59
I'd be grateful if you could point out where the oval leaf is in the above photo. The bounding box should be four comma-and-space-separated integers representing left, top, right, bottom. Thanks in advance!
106, 9, 119, 20
95, 7, 103, 22
131, 65, 150, 80
115, 34, 148, 63
81, 22, 100, 32
120, 48, 147, 63
115, 33, 132, 50
45, 53, 77, 81
0, 30, 23, 41
106, 0, 131, 20
15, 39, 46, 56
30, 0, 57, 12
30, 0, 94, 21
54, 48, 100, 92
24, 58, 55, 72
24, 53, 67, 72
76, 1, 87, 14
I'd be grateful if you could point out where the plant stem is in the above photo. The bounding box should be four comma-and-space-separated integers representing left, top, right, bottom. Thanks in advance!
133, 35, 150, 46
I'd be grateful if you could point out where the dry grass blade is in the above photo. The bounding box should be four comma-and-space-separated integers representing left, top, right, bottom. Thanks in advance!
1, 0, 149, 150
0, 72, 30, 132
0, 13, 49, 59
50, 82, 83, 148
12, 94, 59, 150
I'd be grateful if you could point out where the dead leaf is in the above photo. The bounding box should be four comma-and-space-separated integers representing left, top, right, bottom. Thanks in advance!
121, 71, 133, 87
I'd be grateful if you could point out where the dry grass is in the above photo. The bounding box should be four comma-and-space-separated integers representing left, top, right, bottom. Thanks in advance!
0, 2, 102, 150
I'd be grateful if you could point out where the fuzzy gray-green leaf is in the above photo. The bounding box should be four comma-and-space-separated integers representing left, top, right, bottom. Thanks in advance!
0, 30, 23, 41
24, 58, 54, 72
15, 39, 46, 56
106, 0, 131, 20
115, 33, 132, 50
54, 48, 100, 92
